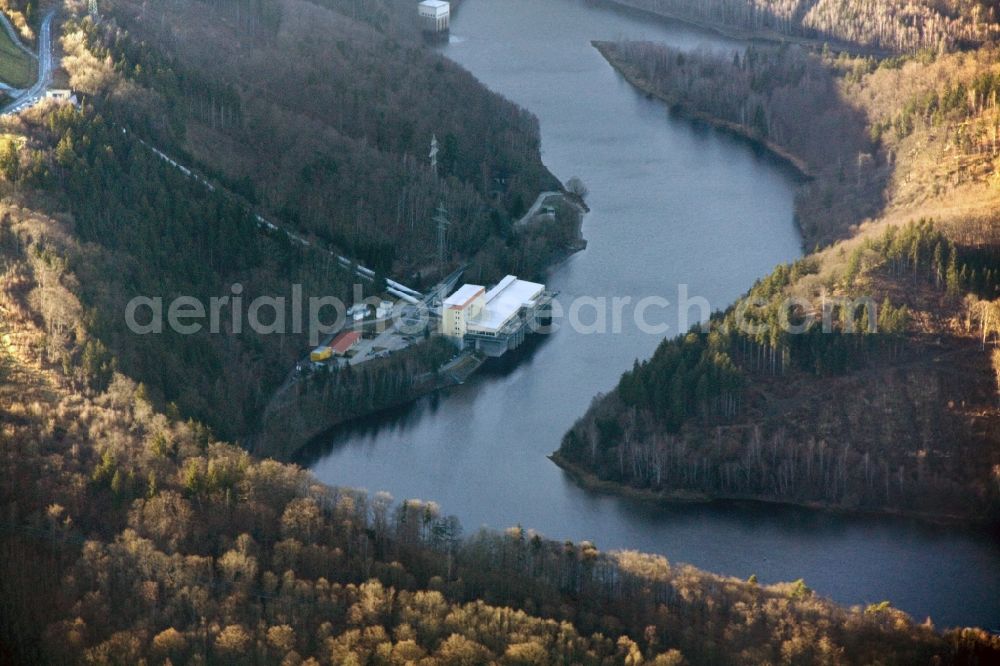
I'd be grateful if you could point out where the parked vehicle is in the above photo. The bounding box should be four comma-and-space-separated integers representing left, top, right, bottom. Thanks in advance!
310, 346, 333, 362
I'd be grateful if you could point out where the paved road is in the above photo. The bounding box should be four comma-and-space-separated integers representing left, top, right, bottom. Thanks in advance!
516, 190, 561, 227
0, 7, 428, 305
1, 11, 54, 115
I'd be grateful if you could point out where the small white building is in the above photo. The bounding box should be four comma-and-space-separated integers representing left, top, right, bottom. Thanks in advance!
376, 300, 394, 319
348, 304, 369, 322
45, 89, 79, 106
418, 0, 450, 33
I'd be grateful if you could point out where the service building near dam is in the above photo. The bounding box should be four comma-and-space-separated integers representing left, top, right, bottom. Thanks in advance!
418, 0, 450, 34
441, 275, 553, 357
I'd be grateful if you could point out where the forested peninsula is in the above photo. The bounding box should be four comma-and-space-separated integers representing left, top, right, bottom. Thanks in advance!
592, 0, 1000, 53
558, 31, 1000, 522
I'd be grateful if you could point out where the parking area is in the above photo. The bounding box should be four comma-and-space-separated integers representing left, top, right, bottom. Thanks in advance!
290, 267, 463, 381
293, 304, 440, 377
344, 322, 416, 366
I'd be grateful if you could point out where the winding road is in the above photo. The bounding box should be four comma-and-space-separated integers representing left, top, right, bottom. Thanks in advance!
0, 7, 432, 307
516, 190, 561, 227
1, 11, 54, 115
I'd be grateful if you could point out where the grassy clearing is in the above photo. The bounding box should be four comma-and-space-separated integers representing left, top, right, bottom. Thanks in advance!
0, 17, 33, 89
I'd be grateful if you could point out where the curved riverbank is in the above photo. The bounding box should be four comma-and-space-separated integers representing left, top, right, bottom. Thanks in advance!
549, 451, 987, 528
586, 0, 893, 57
593, 40, 815, 181
254, 357, 474, 461
253, 189, 587, 461
306, 0, 1000, 629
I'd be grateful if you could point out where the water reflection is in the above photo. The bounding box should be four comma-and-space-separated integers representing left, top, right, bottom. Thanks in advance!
305, 0, 1000, 628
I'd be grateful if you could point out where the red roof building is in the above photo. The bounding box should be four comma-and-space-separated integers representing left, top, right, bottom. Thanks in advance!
331, 331, 362, 356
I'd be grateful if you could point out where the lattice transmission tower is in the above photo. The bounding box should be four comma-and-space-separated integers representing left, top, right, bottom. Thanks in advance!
434, 204, 449, 272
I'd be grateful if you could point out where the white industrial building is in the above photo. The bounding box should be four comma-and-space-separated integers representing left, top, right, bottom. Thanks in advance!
418, 0, 450, 33
442, 276, 549, 356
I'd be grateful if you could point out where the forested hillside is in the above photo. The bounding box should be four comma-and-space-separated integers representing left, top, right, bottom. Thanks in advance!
64, 0, 566, 281
2, 205, 998, 663
558, 38, 1000, 520
598, 0, 1000, 52
0, 0, 39, 43
0, 99, 364, 441
560, 219, 1000, 517
0, 0, 585, 444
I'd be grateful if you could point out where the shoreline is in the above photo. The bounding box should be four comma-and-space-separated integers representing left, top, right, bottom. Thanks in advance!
593, 40, 816, 181
253, 357, 479, 461
586, 0, 893, 58
549, 451, 992, 528
574, 42, 996, 530
255, 194, 589, 461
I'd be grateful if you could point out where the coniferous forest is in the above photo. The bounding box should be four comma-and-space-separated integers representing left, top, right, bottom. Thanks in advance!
560, 29, 1000, 520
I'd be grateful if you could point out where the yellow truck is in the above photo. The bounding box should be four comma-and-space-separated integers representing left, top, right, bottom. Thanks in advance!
310, 346, 333, 363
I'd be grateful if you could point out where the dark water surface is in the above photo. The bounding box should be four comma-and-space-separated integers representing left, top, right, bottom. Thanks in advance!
306, 0, 1000, 629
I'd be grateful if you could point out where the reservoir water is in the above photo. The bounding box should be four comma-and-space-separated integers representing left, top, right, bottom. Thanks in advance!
305, 0, 1000, 629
